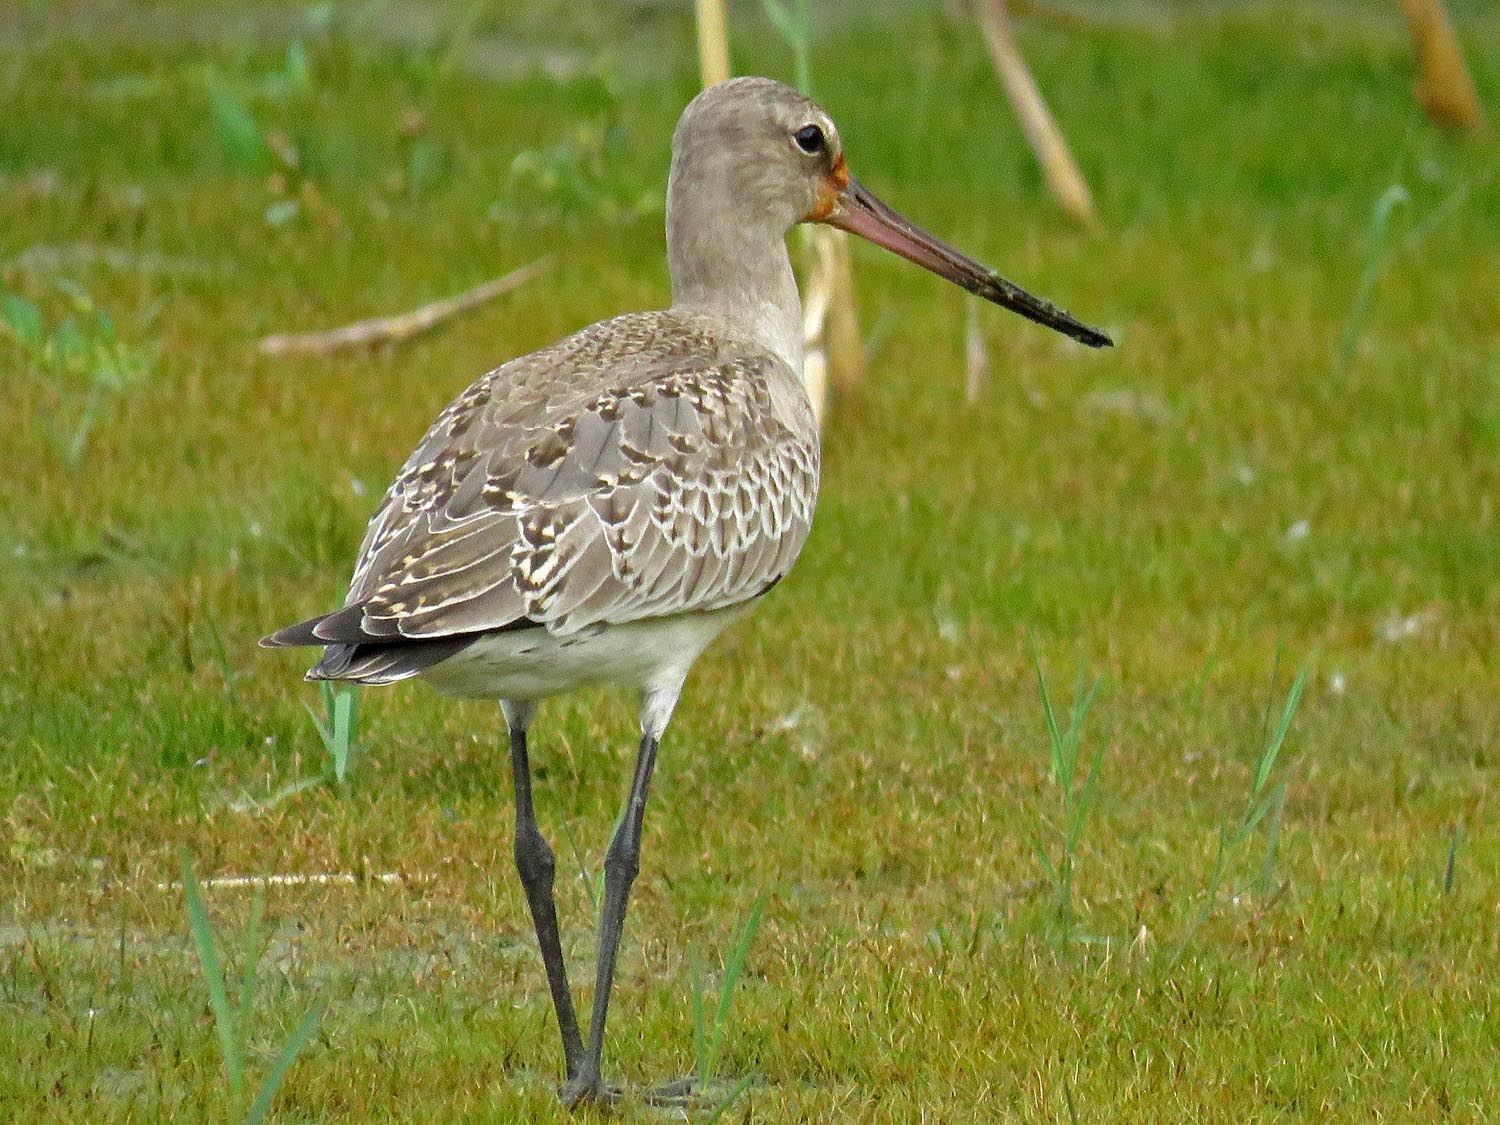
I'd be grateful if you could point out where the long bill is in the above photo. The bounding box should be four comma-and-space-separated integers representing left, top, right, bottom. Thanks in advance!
825, 176, 1112, 349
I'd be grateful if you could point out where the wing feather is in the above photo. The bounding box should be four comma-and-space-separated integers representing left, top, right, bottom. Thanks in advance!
293, 310, 818, 650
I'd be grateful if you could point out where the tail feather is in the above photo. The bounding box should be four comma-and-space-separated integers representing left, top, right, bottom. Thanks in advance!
261, 602, 377, 648
263, 602, 538, 686
306, 637, 477, 685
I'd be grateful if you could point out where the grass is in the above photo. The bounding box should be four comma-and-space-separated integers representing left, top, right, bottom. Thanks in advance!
1170, 658, 1310, 965
1338, 181, 1409, 374
306, 680, 362, 787
2, 0, 1499, 1119
1028, 653, 1106, 942
1, 278, 154, 464
690, 894, 765, 1120
179, 856, 325, 1124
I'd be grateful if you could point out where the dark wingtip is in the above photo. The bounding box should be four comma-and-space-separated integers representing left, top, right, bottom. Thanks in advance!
262, 601, 377, 649
261, 620, 324, 648
1076, 324, 1113, 349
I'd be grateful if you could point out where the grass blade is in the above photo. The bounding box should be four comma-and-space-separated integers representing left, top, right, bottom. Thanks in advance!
244, 997, 327, 1125
1255, 782, 1288, 891
304, 697, 334, 752
1250, 665, 1309, 809
696, 894, 767, 1090
204, 615, 240, 705
713, 893, 764, 1043
331, 689, 354, 781
692, 961, 710, 1091
237, 887, 267, 1072
700, 1072, 756, 1125
2, 293, 45, 350
181, 854, 243, 1102
555, 815, 598, 913
305, 681, 360, 783
209, 83, 271, 172
1443, 823, 1464, 894
1066, 732, 1109, 854
761, 0, 812, 93
1031, 647, 1066, 782
1338, 183, 1408, 374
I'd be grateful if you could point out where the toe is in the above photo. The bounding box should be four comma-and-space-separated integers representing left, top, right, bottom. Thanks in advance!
643, 1076, 697, 1106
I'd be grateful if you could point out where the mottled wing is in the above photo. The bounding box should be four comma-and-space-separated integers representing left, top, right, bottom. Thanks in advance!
297, 313, 819, 654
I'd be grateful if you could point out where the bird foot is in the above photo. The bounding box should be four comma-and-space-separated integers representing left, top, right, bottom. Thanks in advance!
556, 1074, 699, 1110
558, 1073, 620, 1108
641, 1075, 697, 1107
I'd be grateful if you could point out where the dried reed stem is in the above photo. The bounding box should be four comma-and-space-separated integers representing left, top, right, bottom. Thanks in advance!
1399, 0, 1484, 131
976, 0, 1098, 227
255, 257, 550, 356
696, 0, 732, 87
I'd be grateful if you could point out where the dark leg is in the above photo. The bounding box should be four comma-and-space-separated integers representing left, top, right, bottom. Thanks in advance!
560, 732, 660, 1106
508, 720, 585, 1079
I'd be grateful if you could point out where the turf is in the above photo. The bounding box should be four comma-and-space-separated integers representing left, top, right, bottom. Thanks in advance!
3, 1, 1498, 1120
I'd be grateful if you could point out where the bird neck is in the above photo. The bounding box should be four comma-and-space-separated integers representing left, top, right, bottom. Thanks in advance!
665, 191, 804, 373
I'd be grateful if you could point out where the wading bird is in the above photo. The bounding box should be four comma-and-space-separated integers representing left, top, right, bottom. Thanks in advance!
263, 77, 1110, 1106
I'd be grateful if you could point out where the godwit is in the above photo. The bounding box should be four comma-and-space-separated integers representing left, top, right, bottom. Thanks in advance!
263, 77, 1110, 1105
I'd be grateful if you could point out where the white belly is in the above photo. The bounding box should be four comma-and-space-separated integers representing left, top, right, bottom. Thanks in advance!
417, 606, 748, 702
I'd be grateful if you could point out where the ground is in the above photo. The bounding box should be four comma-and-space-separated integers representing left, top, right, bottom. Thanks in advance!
2, 1, 1498, 1120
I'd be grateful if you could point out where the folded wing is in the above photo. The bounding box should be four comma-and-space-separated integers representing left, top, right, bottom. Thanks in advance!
263, 312, 819, 683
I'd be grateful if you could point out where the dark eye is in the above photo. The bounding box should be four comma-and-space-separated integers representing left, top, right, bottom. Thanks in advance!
793, 124, 825, 155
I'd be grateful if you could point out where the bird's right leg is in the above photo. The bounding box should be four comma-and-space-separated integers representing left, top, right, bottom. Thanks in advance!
504, 701, 584, 1080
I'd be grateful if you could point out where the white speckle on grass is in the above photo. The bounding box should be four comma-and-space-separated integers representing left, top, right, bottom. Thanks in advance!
0, 169, 62, 197
772, 706, 805, 734
1283, 519, 1310, 545
1380, 608, 1436, 644
772, 705, 825, 760
1233, 462, 1257, 487
350, 476, 366, 497
248, 520, 263, 538
1328, 671, 1347, 695
935, 613, 960, 645
1080, 386, 1176, 426
265, 199, 300, 227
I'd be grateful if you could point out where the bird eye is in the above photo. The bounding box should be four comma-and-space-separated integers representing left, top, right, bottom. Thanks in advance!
793, 124, 825, 155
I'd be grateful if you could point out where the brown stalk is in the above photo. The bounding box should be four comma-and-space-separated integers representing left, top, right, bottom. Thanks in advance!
695, 0, 732, 87
255, 257, 551, 357
1399, 0, 1484, 132
976, 0, 1098, 227
826, 230, 868, 393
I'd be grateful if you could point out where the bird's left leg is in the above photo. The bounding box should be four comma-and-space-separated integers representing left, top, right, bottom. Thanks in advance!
560, 680, 680, 1106
560, 730, 657, 1105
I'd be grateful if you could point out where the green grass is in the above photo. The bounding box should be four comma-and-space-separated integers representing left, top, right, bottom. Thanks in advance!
1028, 653, 1106, 943
691, 893, 765, 1120
306, 680, 362, 788
3, 1, 1499, 1119
179, 856, 325, 1124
